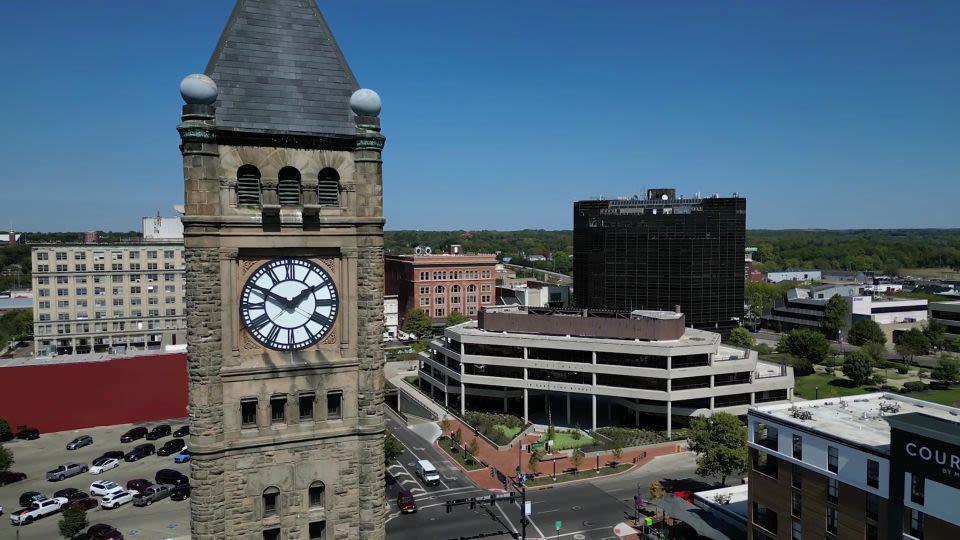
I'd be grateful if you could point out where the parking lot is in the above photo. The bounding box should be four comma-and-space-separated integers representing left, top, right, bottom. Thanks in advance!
1, 420, 191, 539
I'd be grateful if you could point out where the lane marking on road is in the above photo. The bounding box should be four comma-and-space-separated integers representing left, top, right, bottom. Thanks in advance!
390, 430, 451, 490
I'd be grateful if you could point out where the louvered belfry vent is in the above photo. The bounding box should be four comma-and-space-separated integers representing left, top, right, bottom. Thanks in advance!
278, 167, 302, 206
317, 168, 340, 206
237, 165, 261, 206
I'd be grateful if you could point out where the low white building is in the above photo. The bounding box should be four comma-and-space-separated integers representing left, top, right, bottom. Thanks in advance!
383, 295, 399, 339
767, 270, 821, 283
420, 306, 794, 435
765, 293, 927, 335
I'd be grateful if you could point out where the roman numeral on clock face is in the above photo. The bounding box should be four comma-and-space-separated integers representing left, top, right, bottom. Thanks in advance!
284, 261, 296, 280
310, 312, 332, 327
249, 313, 270, 330
267, 325, 281, 344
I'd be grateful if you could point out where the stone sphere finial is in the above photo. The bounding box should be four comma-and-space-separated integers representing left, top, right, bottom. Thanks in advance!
350, 89, 381, 117
180, 74, 218, 105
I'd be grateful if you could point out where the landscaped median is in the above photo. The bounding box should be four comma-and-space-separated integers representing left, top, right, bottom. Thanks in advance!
523, 463, 632, 487
437, 436, 486, 471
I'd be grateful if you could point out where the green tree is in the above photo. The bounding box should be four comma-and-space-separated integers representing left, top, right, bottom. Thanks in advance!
59, 506, 88, 539
778, 329, 831, 364
895, 328, 930, 364
384, 433, 403, 466
467, 437, 481, 463
727, 327, 755, 349
571, 448, 585, 471
822, 295, 849, 338
0, 417, 10, 439
842, 350, 875, 386
847, 319, 886, 347
745, 281, 787, 326
528, 451, 541, 475
952, 336, 960, 353
860, 341, 886, 364
453, 427, 462, 445
924, 320, 947, 350
439, 416, 452, 438
687, 413, 748, 486
0, 444, 13, 472
445, 311, 469, 327
932, 353, 960, 385
402, 308, 432, 338
611, 430, 626, 462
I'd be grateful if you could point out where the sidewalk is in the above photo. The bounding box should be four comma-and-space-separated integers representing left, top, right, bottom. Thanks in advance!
437, 417, 686, 490
384, 359, 449, 420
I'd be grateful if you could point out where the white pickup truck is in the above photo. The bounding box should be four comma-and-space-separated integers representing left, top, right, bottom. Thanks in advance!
9, 497, 68, 525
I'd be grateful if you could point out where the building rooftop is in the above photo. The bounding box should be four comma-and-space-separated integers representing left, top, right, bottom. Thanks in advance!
753, 393, 960, 451
631, 309, 683, 321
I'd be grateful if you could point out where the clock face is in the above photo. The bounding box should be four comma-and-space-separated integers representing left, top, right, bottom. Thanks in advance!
239, 257, 339, 351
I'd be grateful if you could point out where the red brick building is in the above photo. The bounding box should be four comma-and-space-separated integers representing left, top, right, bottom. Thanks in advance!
385, 246, 497, 326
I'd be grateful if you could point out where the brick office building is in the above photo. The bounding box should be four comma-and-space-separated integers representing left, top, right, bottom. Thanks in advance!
747, 394, 960, 540
385, 246, 497, 326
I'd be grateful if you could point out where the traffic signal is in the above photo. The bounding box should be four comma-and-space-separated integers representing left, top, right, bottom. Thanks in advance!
509, 492, 516, 504
490, 467, 495, 478
446, 500, 452, 513
469, 497, 476, 510
490, 494, 497, 506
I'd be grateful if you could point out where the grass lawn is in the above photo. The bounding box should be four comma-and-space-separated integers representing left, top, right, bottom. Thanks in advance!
403, 375, 418, 385
905, 387, 960, 407
793, 373, 873, 400
495, 424, 522, 440
524, 463, 631, 487
438, 437, 485, 471
539, 431, 594, 450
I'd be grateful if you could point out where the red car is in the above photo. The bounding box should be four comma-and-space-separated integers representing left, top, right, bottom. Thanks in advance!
87, 523, 124, 539
397, 490, 417, 513
126, 479, 153, 493
63, 496, 99, 511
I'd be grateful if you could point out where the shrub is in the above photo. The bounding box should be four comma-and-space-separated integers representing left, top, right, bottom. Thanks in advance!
896, 365, 909, 375
871, 373, 887, 385
752, 343, 773, 355
902, 381, 928, 393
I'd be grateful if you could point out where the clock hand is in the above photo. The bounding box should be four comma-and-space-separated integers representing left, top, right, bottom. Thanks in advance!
254, 285, 291, 308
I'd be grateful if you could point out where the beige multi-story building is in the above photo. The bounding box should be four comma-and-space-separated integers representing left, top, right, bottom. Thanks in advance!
31, 225, 185, 357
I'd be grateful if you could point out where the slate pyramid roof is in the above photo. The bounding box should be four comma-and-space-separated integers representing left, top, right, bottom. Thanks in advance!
205, 0, 359, 136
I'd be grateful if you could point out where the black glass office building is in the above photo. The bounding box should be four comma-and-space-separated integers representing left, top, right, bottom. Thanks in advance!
573, 189, 746, 329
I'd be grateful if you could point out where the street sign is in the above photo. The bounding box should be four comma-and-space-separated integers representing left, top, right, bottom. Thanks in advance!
555, 520, 562, 530
531, 442, 545, 450
644, 517, 653, 526
524, 501, 532, 516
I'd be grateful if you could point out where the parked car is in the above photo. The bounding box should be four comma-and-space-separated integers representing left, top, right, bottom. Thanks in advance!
145, 425, 171, 441
125, 478, 153, 493
0, 431, 13, 442
19, 492, 45, 507
9, 497, 67, 525
174, 449, 192, 464
100, 490, 135, 509
172, 425, 190, 437
0, 471, 27, 486
119, 427, 147, 443
47, 462, 88, 481
157, 438, 186, 456
53, 488, 89, 501
66, 435, 94, 450
155, 469, 189, 486
124, 443, 155, 462
63, 496, 99, 512
96, 450, 125, 462
87, 523, 124, 539
89, 457, 120, 475
169, 483, 191, 501
14, 427, 40, 440
90, 480, 124, 497
132, 484, 171, 506
397, 489, 417, 513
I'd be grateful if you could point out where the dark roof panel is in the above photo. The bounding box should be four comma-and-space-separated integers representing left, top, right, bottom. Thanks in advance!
205, 0, 359, 136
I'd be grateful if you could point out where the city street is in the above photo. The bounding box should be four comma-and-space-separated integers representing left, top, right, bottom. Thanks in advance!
0, 421, 191, 539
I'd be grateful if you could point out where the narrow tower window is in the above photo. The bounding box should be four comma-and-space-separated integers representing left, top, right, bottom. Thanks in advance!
317, 168, 340, 206
237, 165, 262, 206
278, 166, 302, 206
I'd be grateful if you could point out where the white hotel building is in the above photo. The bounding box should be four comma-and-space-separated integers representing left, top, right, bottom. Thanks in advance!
419, 306, 795, 436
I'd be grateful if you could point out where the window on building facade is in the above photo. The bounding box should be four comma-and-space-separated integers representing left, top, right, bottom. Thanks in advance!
270, 395, 286, 424
308, 521, 326, 540
826, 505, 838, 535
241, 398, 258, 427
419, 286, 429, 295
791, 490, 801, 518
791, 520, 801, 540
262, 487, 279, 517
827, 446, 838, 473
792, 434, 802, 459
751, 502, 777, 535
867, 459, 879, 488
420, 297, 429, 306
37, 252, 48, 261
827, 477, 838, 503
237, 165, 261, 205
419, 271, 429, 280
451, 284, 461, 293
910, 509, 924, 538
317, 167, 340, 206
481, 295, 491, 303
865, 493, 878, 520
911, 474, 925, 505
866, 523, 878, 540
327, 391, 342, 420
299, 392, 315, 420
308, 481, 325, 508
435, 308, 445, 317
435, 285, 445, 294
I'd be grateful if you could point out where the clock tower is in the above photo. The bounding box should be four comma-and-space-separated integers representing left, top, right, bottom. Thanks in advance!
177, 1, 386, 539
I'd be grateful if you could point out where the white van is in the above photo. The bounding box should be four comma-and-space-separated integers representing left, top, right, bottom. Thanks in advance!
415, 459, 440, 486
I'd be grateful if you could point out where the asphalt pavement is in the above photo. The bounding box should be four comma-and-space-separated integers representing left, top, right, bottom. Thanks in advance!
0, 421, 191, 540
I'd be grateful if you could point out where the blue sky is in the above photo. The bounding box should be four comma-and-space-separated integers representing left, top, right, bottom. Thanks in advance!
1, 1, 957, 231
